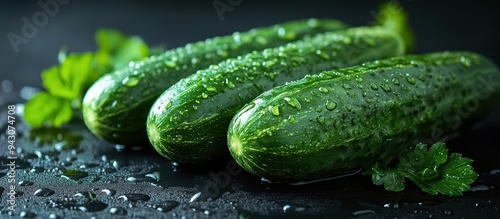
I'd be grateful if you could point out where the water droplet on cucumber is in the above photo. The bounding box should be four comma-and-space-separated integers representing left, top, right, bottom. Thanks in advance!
318, 87, 329, 93
325, 99, 337, 111
269, 106, 280, 116
122, 77, 139, 87
406, 76, 416, 85
284, 97, 302, 110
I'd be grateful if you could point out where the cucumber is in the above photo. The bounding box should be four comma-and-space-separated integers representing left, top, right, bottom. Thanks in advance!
227, 51, 500, 181
147, 26, 406, 164
82, 19, 348, 145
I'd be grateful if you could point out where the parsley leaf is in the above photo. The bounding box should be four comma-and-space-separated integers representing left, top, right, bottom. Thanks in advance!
41, 52, 94, 100
23, 28, 157, 128
23, 93, 74, 127
365, 142, 478, 196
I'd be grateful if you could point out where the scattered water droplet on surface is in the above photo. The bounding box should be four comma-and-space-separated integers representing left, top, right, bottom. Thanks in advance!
19, 211, 36, 218
61, 169, 88, 181
190, 192, 202, 202
99, 188, 116, 196
370, 83, 378, 90
471, 185, 491, 191
34, 188, 55, 197
118, 193, 150, 202
18, 180, 34, 186
352, 209, 375, 217
109, 207, 127, 215
154, 201, 180, 213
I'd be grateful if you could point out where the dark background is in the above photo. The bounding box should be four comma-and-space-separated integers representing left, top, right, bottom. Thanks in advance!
1, 0, 500, 218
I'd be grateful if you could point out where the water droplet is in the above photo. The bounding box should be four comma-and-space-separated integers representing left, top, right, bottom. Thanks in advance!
263, 60, 277, 67
109, 207, 127, 215
347, 91, 355, 98
284, 97, 301, 110
277, 27, 296, 40
356, 77, 363, 83
145, 172, 161, 181
362, 92, 367, 97
122, 77, 139, 87
164, 101, 172, 109
489, 169, 500, 175
190, 192, 202, 202
18, 180, 34, 186
444, 210, 454, 216
283, 205, 291, 212
174, 135, 183, 140
342, 37, 352, 44
352, 209, 375, 217
406, 76, 416, 85
268, 106, 280, 116
20, 211, 37, 218
471, 185, 491, 191
392, 78, 401, 85
118, 193, 150, 202
34, 188, 55, 197
288, 115, 297, 123
316, 116, 325, 125
205, 86, 217, 92
304, 97, 311, 103
227, 81, 235, 89
342, 84, 351, 89
380, 84, 391, 92
460, 56, 471, 67
325, 99, 337, 111
318, 87, 329, 93
155, 201, 180, 213
370, 83, 378, 90
307, 18, 318, 27
346, 105, 353, 111
165, 61, 176, 68
316, 50, 330, 60
100, 189, 116, 196
61, 169, 88, 182
201, 93, 208, 99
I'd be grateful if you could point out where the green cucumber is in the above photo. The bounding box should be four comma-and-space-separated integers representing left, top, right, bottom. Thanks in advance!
228, 51, 500, 181
147, 26, 406, 164
82, 18, 348, 144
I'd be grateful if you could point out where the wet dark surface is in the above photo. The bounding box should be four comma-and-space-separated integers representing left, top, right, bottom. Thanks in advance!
0, 109, 499, 218
2, 0, 500, 218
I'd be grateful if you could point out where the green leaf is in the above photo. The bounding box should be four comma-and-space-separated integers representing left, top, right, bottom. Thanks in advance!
366, 142, 478, 196
416, 153, 478, 196
369, 163, 406, 192
24, 92, 73, 128
399, 142, 449, 182
95, 28, 149, 70
42, 52, 94, 100
375, 1, 415, 53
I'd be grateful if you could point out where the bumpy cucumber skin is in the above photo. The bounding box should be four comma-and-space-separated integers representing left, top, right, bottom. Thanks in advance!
82, 19, 348, 145
147, 27, 405, 164
228, 51, 500, 181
